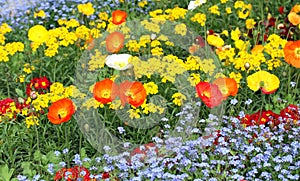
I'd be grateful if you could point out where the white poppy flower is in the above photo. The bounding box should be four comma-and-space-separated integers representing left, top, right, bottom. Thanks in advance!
188, 0, 206, 10
105, 54, 132, 70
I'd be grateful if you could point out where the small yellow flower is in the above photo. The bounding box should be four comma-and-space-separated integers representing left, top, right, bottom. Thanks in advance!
34, 10, 46, 18
78, 2, 95, 16
190, 13, 206, 26
144, 82, 159, 95
23, 63, 35, 74
172, 92, 186, 106
25, 115, 39, 128
226, 7, 232, 14
174, 23, 187, 36
246, 19, 256, 29
209, 5, 220, 15
98, 12, 109, 21
19, 75, 25, 83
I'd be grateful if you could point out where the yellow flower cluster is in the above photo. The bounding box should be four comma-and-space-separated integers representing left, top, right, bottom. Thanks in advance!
190, 13, 206, 26
141, 102, 164, 114
234, 1, 252, 19
172, 92, 187, 106
88, 50, 107, 71
0, 23, 24, 62
58, 19, 80, 29
0, 23, 11, 45
23, 63, 35, 74
209, 5, 220, 16
25, 115, 39, 128
149, 7, 187, 21
143, 82, 159, 95
77, 2, 95, 16
263, 34, 286, 70
30, 83, 83, 111
129, 55, 186, 83
174, 23, 187, 36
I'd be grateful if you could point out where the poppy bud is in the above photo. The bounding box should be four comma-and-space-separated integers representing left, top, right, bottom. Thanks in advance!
30, 91, 37, 100
244, 62, 250, 70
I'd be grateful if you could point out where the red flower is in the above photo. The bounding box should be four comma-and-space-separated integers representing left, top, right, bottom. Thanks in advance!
102, 172, 110, 179
93, 78, 118, 104
26, 76, 51, 96
118, 80, 147, 107
195, 82, 223, 108
112, 10, 127, 25
106, 31, 125, 53
47, 98, 76, 124
74, 166, 90, 180
278, 6, 285, 14
54, 168, 66, 180
280, 104, 300, 125
0, 98, 14, 115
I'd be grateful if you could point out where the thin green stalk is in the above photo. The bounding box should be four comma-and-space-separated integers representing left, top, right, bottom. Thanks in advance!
34, 123, 42, 174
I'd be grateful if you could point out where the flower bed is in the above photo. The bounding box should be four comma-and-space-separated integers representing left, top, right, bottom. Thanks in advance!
0, 0, 299, 180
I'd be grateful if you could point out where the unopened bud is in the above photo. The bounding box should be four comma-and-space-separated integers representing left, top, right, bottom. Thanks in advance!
244, 62, 250, 70
30, 91, 37, 100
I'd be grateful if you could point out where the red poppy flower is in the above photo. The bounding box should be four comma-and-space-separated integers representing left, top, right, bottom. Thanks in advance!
47, 98, 76, 124
112, 10, 127, 25
212, 77, 238, 100
283, 40, 300, 68
93, 78, 117, 104
195, 82, 223, 108
106, 31, 125, 53
118, 80, 147, 107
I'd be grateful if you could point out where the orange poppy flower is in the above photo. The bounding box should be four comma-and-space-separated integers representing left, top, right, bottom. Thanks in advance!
93, 78, 117, 104
288, 4, 300, 26
195, 82, 223, 108
106, 31, 125, 53
112, 10, 127, 25
283, 40, 300, 68
48, 98, 76, 124
213, 77, 238, 100
118, 80, 147, 107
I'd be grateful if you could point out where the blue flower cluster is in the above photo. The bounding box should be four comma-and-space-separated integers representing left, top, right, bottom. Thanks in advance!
0, 0, 156, 30
29, 103, 299, 181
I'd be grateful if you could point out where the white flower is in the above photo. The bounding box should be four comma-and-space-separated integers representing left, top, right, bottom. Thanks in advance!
105, 54, 132, 70
188, 0, 206, 10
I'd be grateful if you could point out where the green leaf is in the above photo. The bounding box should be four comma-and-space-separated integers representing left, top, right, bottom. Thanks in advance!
15, 88, 24, 98
0, 164, 14, 181
21, 162, 32, 177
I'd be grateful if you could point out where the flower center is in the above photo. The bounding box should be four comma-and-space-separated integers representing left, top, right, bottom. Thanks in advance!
101, 89, 111, 98
58, 109, 67, 119
295, 48, 300, 57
